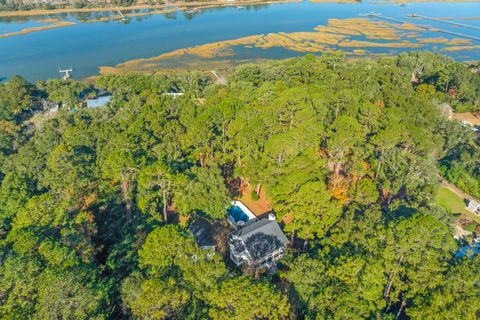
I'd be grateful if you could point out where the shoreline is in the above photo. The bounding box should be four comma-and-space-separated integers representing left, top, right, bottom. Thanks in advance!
1, 0, 479, 18
79, 0, 299, 23
98, 17, 427, 74
0, 0, 299, 39
0, 21, 75, 38
97, 15, 480, 76
0, 0, 293, 18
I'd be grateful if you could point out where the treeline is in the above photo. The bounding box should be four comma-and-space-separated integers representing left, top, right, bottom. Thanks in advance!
0, 0, 247, 12
0, 0, 141, 12
0, 52, 479, 319
440, 143, 480, 199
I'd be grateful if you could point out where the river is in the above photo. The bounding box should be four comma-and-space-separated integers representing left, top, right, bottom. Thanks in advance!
1, 0, 479, 80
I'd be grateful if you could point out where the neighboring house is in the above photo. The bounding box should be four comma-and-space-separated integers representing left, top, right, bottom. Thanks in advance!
86, 95, 111, 108
188, 219, 217, 252
229, 213, 288, 269
467, 200, 480, 215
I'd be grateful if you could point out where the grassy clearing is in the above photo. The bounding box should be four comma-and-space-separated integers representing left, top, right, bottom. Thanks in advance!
436, 186, 480, 224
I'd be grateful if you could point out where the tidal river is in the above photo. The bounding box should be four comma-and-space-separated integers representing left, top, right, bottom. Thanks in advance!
1, 0, 480, 80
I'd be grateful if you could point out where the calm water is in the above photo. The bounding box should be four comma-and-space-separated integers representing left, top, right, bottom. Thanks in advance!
1, 1, 479, 80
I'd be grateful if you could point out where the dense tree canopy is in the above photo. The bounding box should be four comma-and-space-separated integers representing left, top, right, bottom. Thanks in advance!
0, 52, 479, 319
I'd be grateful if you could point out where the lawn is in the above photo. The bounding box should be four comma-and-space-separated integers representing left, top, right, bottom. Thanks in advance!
435, 187, 480, 224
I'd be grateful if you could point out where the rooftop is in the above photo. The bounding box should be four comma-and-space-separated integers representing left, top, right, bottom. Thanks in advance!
230, 217, 288, 266
86, 95, 111, 108
231, 218, 288, 245
188, 218, 229, 252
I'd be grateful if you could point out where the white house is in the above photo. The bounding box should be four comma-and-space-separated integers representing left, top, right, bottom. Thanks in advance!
467, 200, 480, 215
228, 213, 288, 269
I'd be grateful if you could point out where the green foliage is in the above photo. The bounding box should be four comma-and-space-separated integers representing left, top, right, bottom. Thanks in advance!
124, 225, 287, 319
440, 144, 480, 199
0, 53, 479, 319
122, 273, 190, 319
35, 268, 110, 320
175, 166, 230, 219
408, 256, 480, 320
206, 277, 290, 320
0, 75, 33, 121
36, 79, 95, 108
139, 225, 196, 270
463, 222, 478, 232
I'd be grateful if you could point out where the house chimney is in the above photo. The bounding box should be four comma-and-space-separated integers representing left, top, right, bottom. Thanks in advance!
268, 213, 276, 221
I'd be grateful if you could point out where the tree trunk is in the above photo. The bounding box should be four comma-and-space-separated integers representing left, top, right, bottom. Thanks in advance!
199, 153, 204, 167
255, 183, 262, 198
303, 238, 309, 251
395, 299, 407, 320
237, 152, 242, 167
222, 125, 227, 154
160, 183, 168, 224
157, 176, 170, 224
277, 153, 283, 164
375, 150, 384, 179
121, 172, 132, 224
384, 255, 404, 307
384, 270, 394, 300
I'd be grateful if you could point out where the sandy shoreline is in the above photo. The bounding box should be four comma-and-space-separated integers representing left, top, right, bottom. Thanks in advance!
0, 0, 298, 39
1, 0, 478, 17
372, 0, 480, 3
0, 20, 75, 38
0, 0, 293, 17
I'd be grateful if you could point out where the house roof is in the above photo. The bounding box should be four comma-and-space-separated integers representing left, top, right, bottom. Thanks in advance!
232, 218, 287, 244
469, 200, 480, 207
230, 218, 288, 262
188, 219, 216, 248
86, 95, 111, 108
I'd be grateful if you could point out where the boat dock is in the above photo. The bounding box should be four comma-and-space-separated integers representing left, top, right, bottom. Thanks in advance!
363, 13, 480, 42
408, 14, 480, 32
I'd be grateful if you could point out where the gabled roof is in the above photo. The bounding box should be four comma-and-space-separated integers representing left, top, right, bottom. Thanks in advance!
188, 219, 216, 248
231, 218, 288, 245
230, 218, 288, 263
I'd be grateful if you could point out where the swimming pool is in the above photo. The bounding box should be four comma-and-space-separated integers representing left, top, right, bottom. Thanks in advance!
228, 205, 250, 223
227, 201, 257, 226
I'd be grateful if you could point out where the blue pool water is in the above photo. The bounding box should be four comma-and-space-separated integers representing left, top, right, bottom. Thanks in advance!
228, 205, 250, 223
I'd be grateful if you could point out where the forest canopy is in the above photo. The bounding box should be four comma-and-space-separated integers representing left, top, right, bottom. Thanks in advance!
0, 52, 479, 319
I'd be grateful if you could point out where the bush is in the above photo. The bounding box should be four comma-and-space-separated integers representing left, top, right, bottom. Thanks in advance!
464, 222, 478, 233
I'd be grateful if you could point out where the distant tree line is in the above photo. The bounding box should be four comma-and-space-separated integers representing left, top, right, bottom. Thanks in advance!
0, 0, 143, 11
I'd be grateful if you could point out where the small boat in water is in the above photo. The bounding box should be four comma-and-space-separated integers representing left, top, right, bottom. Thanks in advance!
185, 8, 199, 13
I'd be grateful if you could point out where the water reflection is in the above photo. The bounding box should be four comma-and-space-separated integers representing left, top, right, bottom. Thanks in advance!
0, 2, 273, 25
0, 1, 479, 80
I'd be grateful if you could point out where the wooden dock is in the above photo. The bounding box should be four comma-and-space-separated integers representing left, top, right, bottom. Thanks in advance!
364, 13, 480, 42
408, 14, 480, 32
